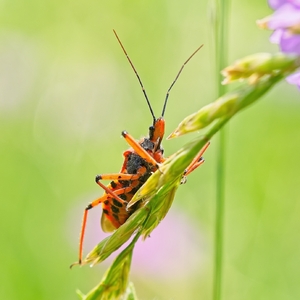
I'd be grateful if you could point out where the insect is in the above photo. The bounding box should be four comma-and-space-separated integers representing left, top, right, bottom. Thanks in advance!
75, 30, 209, 265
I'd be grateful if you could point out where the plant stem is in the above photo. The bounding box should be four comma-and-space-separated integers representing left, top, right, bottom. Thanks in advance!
213, 1, 230, 300
214, 128, 225, 300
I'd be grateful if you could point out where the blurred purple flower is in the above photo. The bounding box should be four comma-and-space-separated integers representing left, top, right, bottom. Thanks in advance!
258, 0, 300, 88
269, 0, 300, 10
286, 71, 300, 88
133, 210, 206, 280
266, 1, 300, 54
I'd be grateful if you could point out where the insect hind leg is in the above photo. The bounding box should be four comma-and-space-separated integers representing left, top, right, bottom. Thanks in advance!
70, 193, 110, 267
72, 175, 143, 266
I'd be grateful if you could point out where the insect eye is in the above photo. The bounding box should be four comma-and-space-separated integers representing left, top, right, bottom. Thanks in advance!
148, 125, 155, 139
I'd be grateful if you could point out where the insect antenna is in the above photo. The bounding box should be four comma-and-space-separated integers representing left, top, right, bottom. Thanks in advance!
161, 44, 204, 117
113, 30, 156, 121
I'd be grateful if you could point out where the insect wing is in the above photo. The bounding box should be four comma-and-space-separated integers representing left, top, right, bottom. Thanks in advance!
101, 212, 117, 233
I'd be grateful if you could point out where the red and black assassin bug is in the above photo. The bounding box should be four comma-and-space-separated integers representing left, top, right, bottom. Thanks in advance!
75, 30, 209, 265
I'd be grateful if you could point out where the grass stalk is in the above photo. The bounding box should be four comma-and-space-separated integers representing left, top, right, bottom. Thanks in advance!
212, 1, 230, 299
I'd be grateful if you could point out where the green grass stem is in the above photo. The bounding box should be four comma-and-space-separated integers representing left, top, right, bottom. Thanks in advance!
212, 1, 230, 300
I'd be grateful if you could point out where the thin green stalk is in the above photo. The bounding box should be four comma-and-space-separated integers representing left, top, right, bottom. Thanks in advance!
214, 128, 225, 300
213, 1, 230, 300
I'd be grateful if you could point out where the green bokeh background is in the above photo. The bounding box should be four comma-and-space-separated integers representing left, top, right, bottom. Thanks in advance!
1, 1, 300, 299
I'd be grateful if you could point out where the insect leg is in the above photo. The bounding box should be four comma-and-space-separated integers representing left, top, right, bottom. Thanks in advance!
184, 142, 210, 176
122, 130, 160, 168
96, 173, 140, 181
74, 193, 110, 266
75, 180, 141, 266
95, 176, 131, 203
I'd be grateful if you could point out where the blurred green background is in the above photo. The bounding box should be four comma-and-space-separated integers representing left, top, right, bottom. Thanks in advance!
1, 0, 300, 299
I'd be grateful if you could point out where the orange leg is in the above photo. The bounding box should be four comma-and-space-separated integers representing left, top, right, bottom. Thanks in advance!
184, 142, 210, 176
122, 130, 160, 168
96, 173, 140, 181
75, 175, 141, 265
95, 175, 138, 204
76, 193, 110, 265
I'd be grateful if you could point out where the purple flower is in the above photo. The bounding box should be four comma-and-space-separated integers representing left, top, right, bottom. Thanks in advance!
267, 1, 300, 54
258, 0, 300, 88
269, 0, 300, 10
286, 71, 300, 88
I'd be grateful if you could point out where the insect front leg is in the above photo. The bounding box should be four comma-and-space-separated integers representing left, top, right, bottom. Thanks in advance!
121, 131, 161, 168
181, 142, 210, 183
